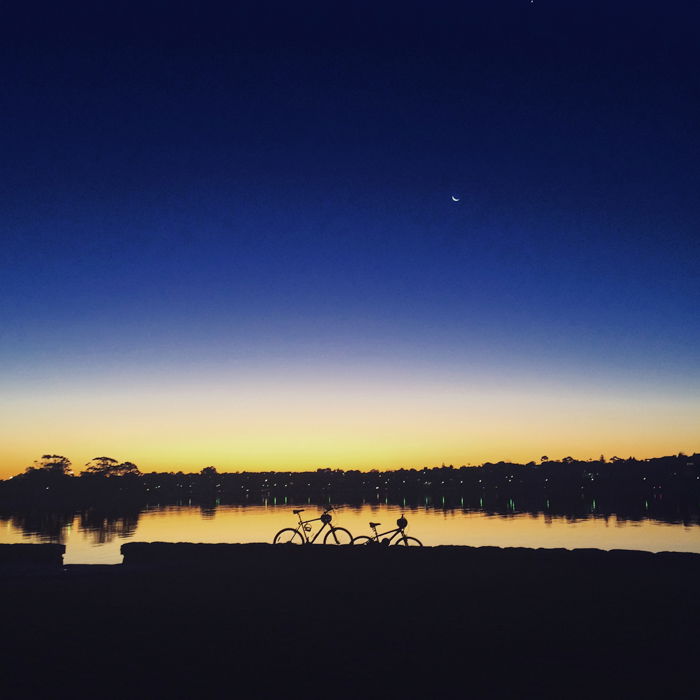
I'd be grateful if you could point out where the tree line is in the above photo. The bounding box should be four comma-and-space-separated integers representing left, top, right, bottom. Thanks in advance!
1, 452, 698, 510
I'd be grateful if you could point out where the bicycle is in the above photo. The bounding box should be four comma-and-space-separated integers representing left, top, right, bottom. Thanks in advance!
272, 506, 353, 545
351, 514, 422, 546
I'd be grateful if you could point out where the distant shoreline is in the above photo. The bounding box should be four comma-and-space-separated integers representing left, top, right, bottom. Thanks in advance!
3, 454, 699, 517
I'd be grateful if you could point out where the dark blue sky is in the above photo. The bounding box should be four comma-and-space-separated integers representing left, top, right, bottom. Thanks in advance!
1, 1, 698, 470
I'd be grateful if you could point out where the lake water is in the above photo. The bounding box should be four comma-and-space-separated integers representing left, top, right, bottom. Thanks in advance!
2, 503, 700, 563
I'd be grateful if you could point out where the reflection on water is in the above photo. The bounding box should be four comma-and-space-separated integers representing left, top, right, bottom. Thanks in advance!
2, 507, 141, 546
77, 508, 141, 544
2, 499, 699, 564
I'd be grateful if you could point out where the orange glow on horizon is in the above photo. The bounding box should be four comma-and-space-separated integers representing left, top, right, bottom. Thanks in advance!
1, 369, 697, 478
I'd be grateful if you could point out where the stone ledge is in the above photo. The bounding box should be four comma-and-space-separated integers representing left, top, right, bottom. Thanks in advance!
119, 541, 700, 568
0, 543, 65, 566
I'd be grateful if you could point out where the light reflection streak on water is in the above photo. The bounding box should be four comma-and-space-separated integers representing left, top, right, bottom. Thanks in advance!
1, 504, 699, 564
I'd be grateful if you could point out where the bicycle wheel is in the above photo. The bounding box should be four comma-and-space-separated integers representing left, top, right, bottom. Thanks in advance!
395, 536, 422, 546
273, 528, 304, 544
351, 536, 376, 546
323, 527, 353, 545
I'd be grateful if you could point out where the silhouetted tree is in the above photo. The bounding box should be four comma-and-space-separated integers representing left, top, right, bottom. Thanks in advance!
83, 457, 119, 475
116, 461, 141, 477
26, 454, 73, 476
200, 466, 218, 478
83, 457, 141, 477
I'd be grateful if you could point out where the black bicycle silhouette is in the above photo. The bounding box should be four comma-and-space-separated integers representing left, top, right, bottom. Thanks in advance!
273, 506, 353, 545
351, 514, 422, 546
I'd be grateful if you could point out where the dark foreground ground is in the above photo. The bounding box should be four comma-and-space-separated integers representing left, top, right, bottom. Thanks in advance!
1, 544, 699, 699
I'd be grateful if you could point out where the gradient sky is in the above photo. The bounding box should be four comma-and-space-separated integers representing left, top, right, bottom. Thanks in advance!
1, 1, 699, 477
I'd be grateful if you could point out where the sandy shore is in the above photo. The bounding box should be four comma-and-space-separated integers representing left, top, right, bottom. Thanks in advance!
1, 544, 698, 698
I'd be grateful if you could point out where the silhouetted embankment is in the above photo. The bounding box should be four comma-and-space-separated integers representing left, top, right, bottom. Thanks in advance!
118, 540, 700, 568
1, 543, 697, 697
0, 543, 64, 566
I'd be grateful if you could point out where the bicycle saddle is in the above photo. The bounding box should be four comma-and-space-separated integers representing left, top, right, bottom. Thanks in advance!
369, 522, 381, 528
293, 509, 305, 515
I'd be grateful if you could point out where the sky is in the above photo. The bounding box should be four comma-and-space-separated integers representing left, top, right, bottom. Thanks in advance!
1, 1, 699, 477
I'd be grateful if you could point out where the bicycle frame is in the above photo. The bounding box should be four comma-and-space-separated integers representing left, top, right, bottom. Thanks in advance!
369, 525, 405, 543
295, 511, 334, 544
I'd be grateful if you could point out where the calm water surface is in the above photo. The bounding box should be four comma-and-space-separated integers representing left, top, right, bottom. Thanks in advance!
2, 504, 700, 564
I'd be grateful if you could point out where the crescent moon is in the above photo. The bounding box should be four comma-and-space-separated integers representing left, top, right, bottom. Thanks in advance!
451, 195, 460, 202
